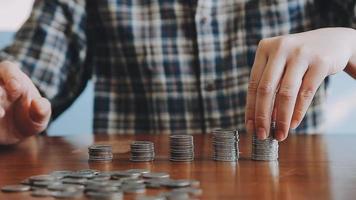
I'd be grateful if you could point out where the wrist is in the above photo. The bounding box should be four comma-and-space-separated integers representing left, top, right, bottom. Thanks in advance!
344, 28, 356, 79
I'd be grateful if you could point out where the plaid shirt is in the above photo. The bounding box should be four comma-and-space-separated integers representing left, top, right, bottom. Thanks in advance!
0, 0, 355, 135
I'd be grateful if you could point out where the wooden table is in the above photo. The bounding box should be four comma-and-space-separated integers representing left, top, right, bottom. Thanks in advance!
0, 133, 355, 200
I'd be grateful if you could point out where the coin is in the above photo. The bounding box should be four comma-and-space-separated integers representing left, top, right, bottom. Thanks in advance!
31, 189, 54, 197
1, 169, 202, 199
170, 135, 194, 162
251, 122, 279, 161
29, 175, 57, 183
142, 172, 170, 179
130, 141, 155, 162
212, 129, 239, 162
1, 184, 31, 192
88, 144, 113, 162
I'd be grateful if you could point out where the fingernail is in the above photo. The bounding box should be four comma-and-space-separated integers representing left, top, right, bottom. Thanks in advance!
257, 128, 266, 139
246, 120, 254, 134
290, 120, 299, 129
276, 130, 285, 141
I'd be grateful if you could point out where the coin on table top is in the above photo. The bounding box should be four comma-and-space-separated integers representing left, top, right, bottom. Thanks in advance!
126, 169, 150, 175
86, 191, 123, 200
160, 179, 191, 188
29, 175, 57, 182
142, 172, 170, 179
31, 189, 54, 197
1, 184, 31, 192
136, 195, 166, 200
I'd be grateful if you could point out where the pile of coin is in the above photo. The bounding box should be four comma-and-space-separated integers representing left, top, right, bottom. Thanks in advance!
88, 144, 113, 162
170, 135, 194, 162
251, 122, 279, 161
130, 141, 155, 162
212, 129, 239, 162
1, 169, 202, 200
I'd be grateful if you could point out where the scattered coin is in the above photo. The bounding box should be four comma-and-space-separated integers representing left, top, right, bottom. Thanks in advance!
31, 188, 54, 197
29, 175, 57, 183
142, 172, 170, 179
1, 184, 31, 192
160, 179, 191, 188
126, 168, 150, 175
86, 191, 123, 200
136, 195, 166, 200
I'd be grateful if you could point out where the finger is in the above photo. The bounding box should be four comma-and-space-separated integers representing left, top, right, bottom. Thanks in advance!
255, 52, 286, 139
275, 58, 308, 141
245, 40, 268, 135
0, 107, 4, 118
29, 97, 51, 130
290, 64, 327, 129
0, 62, 27, 101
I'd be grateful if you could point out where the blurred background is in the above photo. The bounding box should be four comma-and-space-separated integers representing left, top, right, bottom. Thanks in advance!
0, 1, 354, 136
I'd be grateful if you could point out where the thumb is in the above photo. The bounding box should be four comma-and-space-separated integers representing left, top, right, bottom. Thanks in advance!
29, 97, 51, 133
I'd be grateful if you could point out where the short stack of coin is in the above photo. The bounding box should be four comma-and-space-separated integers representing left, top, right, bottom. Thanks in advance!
130, 141, 155, 162
170, 135, 194, 162
88, 144, 113, 162
212, 129, 239, 161
251, 122, 279, 161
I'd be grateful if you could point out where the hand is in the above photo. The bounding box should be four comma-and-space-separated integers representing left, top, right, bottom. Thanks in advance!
0, 61, 51, 145
245, 28, 356, 141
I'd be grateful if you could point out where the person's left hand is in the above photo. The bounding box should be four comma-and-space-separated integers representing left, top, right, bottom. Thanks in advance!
245, 28, 356, 141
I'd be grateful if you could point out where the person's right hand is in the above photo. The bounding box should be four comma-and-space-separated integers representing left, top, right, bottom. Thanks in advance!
0, 61, 51, 145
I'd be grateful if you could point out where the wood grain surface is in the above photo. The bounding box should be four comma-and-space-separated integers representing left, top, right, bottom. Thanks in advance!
0, 133, 355, 200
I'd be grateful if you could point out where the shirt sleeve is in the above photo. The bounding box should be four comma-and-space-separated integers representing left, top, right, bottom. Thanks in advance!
0, 0, 89, 120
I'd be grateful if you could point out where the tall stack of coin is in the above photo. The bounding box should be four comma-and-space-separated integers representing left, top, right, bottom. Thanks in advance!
130, 141, 155, 162
251, 122, 279, 161
88, 144, 113, 162
212, 129, 239, 161
170, 135, 194, 162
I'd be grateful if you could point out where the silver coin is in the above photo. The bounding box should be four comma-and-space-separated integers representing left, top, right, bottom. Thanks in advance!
126, 169, 150, 175
212, 129, 239, 162
48, 183, 84, 191
136, 195, 166, 200
62, 178, 88, 185
142, 172, 170, 179
86, 191, 123, 200
1, 184, 31, 192
31, 189, 54, 197
122, 183, 146, 194
161, 179, 191, 188
51, 190, 82, 198
251, 134, 279, 161
29, 175, 57, 182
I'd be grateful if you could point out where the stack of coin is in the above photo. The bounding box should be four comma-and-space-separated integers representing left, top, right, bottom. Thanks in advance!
130, 141, 155, 162
169, 135, 194, 162
212, 129, 239, 161
251, 122, 279, 161
88, 144, 113, 162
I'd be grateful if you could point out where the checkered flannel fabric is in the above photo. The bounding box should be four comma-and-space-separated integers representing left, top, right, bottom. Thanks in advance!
0, 0, 354, 135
